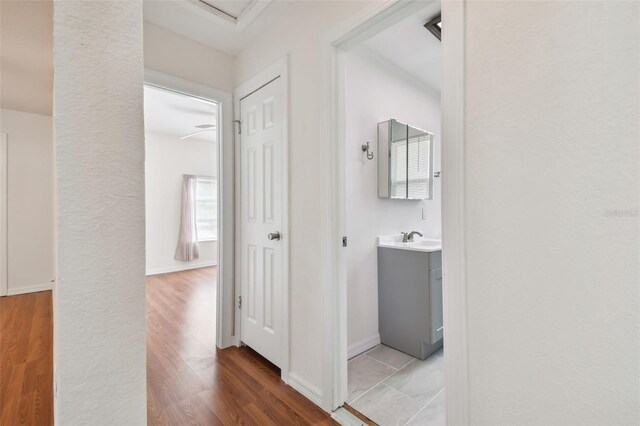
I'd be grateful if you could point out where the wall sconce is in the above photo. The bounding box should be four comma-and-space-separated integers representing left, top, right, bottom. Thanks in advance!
361, 141, 374, 160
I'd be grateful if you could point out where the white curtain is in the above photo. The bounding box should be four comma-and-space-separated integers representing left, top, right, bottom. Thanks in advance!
174, 175, 200, 261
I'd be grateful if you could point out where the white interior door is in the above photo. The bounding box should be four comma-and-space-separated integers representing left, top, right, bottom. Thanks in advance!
240, 77, 283, 367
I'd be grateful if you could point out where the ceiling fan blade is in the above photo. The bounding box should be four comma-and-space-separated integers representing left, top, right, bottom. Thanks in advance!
180, 129, 216, 140
195, 124, 216, 129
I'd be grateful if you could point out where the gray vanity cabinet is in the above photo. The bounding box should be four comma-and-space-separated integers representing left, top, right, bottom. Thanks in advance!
377, 247, 443, 360
429, 268, 443, 343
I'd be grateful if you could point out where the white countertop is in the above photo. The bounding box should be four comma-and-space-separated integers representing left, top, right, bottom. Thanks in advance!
377, 234, 442, 253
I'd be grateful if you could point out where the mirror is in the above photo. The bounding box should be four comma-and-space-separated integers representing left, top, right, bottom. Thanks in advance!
378, 119, 433, 200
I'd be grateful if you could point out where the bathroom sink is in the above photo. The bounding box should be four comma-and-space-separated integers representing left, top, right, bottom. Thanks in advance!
377, 234, 442, 252
406, 240, 442, 251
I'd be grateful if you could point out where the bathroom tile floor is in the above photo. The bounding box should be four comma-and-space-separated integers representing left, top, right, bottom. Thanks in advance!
347, 345, 444, 426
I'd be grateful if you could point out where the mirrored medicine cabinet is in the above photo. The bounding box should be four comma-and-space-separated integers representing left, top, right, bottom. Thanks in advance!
377, 119, 433, 200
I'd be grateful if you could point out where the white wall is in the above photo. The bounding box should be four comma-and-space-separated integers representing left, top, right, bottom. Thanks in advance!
54, 1, 146, 424
237, 1, 640, 421
0, 109, 55, 295
463, 1, 639, 424
0, 0, 53, 116
1, 0, 55, 297
145, 131, 217, 274
144, 21, 235, 92
345, 48, 441, 352
235, 0, 376, 396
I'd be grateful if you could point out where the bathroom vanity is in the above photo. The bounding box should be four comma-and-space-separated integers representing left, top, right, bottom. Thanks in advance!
377, 235, 443, 360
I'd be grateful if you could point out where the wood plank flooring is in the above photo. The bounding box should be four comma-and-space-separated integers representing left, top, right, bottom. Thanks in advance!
0, 267, 336, 425
0, 291, 53, 426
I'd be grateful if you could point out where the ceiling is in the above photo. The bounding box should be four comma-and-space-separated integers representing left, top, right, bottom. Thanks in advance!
360, 2, 442, 91
0, 0, 53, 115
0, 0, 439, 117
144, 86, 218, 143
200, 0, 253, 19
143, 0, 272, 54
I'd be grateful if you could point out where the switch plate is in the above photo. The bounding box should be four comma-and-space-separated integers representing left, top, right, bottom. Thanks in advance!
422, 207, 427, 220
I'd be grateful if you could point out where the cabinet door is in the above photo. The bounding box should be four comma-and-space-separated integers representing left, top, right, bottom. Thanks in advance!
430, 268, 443, 343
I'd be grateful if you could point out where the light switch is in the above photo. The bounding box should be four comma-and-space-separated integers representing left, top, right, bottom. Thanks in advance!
422, 207, 427, 220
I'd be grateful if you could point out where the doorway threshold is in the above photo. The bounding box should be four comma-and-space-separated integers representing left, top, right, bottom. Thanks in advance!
332, 404, 377, 426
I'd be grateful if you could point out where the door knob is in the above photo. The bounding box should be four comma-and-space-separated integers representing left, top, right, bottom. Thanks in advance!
268, 232, 281, 241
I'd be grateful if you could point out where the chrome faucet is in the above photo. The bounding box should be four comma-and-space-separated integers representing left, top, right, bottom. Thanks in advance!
402, 231, 423, 242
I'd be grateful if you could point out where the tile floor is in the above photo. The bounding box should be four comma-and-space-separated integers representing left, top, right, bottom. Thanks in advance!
347, 345, 445, 426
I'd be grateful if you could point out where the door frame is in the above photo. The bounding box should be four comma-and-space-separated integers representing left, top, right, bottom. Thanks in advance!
233, 57, 290, 383
143, 69, 236, 349
0, 133, 7, 297
319, 0, 469, 423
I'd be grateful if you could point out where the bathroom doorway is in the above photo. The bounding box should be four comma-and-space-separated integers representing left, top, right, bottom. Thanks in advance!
321, 0, 468, 424
342, 3, 444, 424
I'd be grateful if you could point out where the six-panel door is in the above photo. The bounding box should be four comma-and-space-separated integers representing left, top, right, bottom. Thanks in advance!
240, 77, 283, 368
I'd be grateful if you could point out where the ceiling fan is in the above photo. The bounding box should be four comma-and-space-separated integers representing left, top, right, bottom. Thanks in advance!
180, 124, 217, 140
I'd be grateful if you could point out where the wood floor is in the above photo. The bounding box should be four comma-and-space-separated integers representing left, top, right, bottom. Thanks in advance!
0, 291, 53, 425
0, 267, 336, 425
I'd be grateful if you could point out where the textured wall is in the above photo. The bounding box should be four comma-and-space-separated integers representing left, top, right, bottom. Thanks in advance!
464, 1, 639, 423
53, 1, 146, 424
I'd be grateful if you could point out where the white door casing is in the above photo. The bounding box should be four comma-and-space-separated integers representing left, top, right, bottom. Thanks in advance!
240, 77, 284, 368
0, 133, 6, 297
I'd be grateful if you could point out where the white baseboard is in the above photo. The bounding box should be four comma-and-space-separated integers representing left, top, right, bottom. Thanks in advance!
146, 261, 216, 276
288, 372, 324, 407
7, 282, 53, 296
348, 333, 380, 359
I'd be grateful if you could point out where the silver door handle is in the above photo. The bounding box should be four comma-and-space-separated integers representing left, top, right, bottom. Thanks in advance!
268, 232, 281, 241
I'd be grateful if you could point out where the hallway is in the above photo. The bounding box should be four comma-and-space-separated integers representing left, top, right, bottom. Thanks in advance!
0, 267, 335, 425
146, 267, 335, 425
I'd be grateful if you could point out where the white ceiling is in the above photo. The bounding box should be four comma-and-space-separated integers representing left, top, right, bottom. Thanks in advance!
200, 0, 253, 19
143, 0, 272, 54
0, 0, 53, 115
0, 0, 439, 117
360, 2, 442, 92
144, 86, 218, 143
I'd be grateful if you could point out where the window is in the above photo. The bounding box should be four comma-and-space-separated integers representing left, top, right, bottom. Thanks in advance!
195, 177, 217, 241
406, 134, 433, 199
